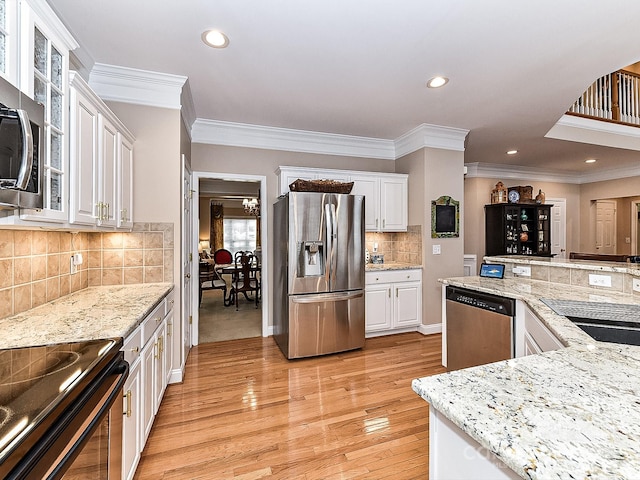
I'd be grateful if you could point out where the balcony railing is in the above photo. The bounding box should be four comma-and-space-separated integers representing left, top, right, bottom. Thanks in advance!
567, 70, 640, 126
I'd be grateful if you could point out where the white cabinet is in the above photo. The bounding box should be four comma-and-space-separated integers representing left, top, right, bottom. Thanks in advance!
118, 136, 134, 229
0, 0, 76, 226
98, 114, 118, 227
276, 166, 408, 232
429, 408, 520, 479
365, 269, 421, 336
379, 175, 408, 231
122, 353, 141, 480
122, 288, 174, 479
522, 305, 563, 355
69, 72, 135, 229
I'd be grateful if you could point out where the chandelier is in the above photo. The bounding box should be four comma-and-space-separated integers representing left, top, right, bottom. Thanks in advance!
242, 197, 260, 216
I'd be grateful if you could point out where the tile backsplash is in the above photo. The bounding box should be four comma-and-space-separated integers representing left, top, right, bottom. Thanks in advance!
0, 223, 173, 320
365, 225, 422, 265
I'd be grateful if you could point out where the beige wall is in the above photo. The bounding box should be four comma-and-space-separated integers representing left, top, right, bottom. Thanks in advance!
579, 177, 640, 253
107, 101, 184, 370
191, 144, 396, 327
396, 147, 465, 326
464, 177, 581, 261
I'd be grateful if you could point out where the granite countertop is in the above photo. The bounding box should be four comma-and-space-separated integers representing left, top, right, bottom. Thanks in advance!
0, 283, 174, 349
365, 262, 422, 272
412, 275, 640, 479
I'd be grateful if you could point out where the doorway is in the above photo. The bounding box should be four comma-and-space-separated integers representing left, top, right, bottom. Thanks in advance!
547, 198, 567, 258
191, 172, 269, 346
595, 200, 617, 254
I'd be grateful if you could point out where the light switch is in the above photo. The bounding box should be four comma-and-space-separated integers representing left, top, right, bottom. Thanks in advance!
432, 245, 441, 255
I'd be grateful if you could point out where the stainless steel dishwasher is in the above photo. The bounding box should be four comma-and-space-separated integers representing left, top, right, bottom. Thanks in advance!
445, 286, 515, 371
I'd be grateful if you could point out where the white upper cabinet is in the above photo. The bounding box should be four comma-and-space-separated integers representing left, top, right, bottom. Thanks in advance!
379, 175, 407, 231
69, 72, 135, 230
68, 75, 98, 225
118, 135, 134, 229
18, 0, 76, 222
0, 0, 20, 86
277, 166, 408, 232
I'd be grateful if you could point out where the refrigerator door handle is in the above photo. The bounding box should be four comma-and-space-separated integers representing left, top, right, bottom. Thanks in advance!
291, 291, 363, 304
325, 202, 338, 288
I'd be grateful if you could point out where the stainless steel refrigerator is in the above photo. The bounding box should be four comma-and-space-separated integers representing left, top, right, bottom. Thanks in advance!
273, 192, 365, 359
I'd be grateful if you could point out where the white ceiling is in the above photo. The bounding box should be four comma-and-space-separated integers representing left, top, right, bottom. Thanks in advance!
48, 0, 640, 175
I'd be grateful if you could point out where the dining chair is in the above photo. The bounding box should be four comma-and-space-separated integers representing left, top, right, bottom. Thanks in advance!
213, 248, 233, 265
232, 252, 260, 310
199, 261, 227, 305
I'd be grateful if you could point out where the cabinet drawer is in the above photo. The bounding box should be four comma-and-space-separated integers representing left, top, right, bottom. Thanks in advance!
366, 269, 421, 285
122, 325, 142, 365
142, 299, 166, 346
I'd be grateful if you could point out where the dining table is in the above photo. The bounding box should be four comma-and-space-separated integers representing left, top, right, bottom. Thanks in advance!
214, 261, 261, 307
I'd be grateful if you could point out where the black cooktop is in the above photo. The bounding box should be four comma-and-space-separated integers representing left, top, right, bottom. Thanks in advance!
0, 338, 122, 473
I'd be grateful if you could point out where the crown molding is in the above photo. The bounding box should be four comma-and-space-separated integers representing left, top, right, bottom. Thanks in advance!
577, 162, 640, 184
180, 80, 196, 138
465, 162, 582, 184
27, 0, 78, 50
89, 63, 187, 109
394, 123, 469, 157
465, 162, 640, 184
192, 119, 397, 159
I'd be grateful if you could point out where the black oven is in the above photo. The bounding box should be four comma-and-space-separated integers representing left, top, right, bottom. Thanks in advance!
0, 339, 129, 480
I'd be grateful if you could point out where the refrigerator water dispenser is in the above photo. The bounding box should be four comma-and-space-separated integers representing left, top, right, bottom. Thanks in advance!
299, 241, 324, 276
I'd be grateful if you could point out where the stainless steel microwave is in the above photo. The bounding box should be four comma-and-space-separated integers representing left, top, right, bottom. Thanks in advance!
0, 75, 43, 210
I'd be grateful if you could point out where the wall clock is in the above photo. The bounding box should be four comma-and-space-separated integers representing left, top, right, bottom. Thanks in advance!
508, 190, 520, 203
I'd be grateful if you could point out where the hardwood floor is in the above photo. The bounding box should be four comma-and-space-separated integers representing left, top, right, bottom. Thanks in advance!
134, 333, 446, 480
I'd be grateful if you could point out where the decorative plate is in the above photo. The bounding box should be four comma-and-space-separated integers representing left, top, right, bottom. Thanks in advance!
508, 190, 520, 203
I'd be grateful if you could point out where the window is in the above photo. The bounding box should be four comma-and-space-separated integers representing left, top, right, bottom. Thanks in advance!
223, 218, 256, 254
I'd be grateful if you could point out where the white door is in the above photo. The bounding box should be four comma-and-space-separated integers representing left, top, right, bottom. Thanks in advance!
182, 160, 194, 352
595, 200, 617, 254
547, 198, 567, 258
632, 200, 640, 256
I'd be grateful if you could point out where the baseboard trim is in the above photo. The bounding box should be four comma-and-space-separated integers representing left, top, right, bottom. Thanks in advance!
418, 323, 442, 335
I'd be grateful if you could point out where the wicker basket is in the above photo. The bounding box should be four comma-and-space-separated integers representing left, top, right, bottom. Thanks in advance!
289, 178, 354, 194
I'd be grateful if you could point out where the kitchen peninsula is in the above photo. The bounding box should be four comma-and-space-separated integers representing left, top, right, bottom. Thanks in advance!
413, 256, 640, 479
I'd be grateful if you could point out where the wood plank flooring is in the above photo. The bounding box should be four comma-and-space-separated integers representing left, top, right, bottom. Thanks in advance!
134, 333, 446, 480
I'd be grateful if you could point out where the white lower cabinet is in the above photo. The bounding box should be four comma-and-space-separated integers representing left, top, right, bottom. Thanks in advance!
121, 356, 141, 480
516, 302, 564, 357
365, 269, 422, 335
122, 289, 174, 479
429, 408, 520, 479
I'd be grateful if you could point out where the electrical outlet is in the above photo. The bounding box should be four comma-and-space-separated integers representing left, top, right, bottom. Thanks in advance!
633, 278, 640, 293
512, 266, 531, 277
432, 244, 441, 255
589, 273, 612, 287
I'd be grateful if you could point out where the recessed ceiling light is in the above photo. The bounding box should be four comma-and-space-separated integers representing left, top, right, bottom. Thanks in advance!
506, 150, 518, 155
585, 159, 597, 164
426, 76, 449, 88
202, 30, 229, 48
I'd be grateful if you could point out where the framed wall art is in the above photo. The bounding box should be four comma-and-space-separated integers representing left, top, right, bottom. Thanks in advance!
431, 195, 459, 238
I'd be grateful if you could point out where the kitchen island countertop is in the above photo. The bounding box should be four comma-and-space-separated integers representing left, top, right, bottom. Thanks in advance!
0, 283, 174, 349
412, 275, 640, 479
365, 262, 422, 272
